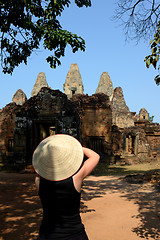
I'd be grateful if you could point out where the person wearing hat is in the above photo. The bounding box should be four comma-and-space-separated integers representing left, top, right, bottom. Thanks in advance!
33, 134, 100, 240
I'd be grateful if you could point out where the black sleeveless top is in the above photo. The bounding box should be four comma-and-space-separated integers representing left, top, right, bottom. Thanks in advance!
38, 176, 85, 239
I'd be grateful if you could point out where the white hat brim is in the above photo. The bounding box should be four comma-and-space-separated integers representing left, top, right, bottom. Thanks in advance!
32, 134, 83, 181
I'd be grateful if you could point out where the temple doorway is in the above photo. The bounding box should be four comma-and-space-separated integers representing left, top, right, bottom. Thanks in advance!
32, 120, 57, 150
125, 134, 136, 155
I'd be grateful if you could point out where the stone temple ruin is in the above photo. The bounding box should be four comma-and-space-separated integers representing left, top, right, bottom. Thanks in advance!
0, 63, 160, 168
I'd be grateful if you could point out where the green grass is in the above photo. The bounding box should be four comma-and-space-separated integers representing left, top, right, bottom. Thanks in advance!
91, 159, 160, 176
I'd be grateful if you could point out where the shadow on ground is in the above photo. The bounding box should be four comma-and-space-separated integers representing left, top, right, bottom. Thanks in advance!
81, 175, 160, 240
0, 172, 41, 240
0, 171, 160, 240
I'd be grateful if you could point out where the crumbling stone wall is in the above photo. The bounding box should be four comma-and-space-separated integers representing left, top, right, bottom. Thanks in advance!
112, 122, 160, 163
111, 125, 123, 158
0, 103, 21, 162
112, 126, 147, 163
122, 127, 149, 160
14, 87, 81, 163
73, 93, 112, 160
145, 123, 160, 159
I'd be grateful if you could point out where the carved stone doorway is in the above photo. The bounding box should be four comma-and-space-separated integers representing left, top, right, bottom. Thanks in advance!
125, 134, 136, 155
32, 120, 57, 150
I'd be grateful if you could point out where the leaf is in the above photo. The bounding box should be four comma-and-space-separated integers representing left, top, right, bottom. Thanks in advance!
155, 74, 160, 85
150, 39, 154, 44
146, 58, 151, 68
152, 59, 157, 69
144, 55, 150, 62
0, 0, 91, 74
151, 41, 157, 48
152, 47, 157, 54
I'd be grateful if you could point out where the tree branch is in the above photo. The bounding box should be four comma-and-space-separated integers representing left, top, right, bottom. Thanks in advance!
114, 0, 160, 41
131, 0, 144, 16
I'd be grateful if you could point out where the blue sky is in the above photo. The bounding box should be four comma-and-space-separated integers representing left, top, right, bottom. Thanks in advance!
1, 1, 159, 123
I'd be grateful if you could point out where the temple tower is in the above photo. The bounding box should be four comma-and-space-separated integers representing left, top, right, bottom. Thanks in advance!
31, 72, 49, 97
12, 89, 27, 105
63, 64, 84, 99
95, 72, 114, 101
139, 108, 149, 120
111, 87, 134, 128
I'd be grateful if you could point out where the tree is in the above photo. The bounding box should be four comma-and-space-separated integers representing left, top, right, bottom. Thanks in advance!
0, 0, 91, 74
114, 0, 160, 85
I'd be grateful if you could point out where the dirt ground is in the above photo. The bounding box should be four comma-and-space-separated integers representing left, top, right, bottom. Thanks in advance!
0, 172, 160, 240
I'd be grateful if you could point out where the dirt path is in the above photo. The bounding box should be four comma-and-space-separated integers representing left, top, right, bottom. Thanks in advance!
0, 172, 159, 240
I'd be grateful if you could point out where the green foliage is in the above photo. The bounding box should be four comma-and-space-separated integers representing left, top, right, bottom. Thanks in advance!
148, 113, 154, 123
144, 21, 160, 85
0, 0, 91, 74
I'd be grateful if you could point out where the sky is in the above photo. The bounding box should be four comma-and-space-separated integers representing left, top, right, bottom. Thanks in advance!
1, 1, 160, 123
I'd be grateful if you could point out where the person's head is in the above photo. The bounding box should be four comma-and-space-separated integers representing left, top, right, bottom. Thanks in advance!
32, 134, 83, 181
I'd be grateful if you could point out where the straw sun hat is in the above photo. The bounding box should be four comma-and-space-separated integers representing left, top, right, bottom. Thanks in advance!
32, 134, 84, 181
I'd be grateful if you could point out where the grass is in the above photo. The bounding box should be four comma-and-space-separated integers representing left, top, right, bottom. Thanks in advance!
92, 158, 160, 176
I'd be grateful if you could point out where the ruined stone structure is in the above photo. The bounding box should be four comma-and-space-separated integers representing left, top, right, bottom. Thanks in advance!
0, 64, 160, 167
0, 103, 21, 164
112, 122, 160, 164
63, 64, 84, 99
73, 93, 112, 161
0, 88, 80, 165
